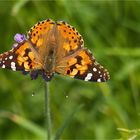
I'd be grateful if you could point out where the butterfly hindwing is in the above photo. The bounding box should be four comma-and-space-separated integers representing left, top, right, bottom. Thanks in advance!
56, 48, 110, 82
0, 41, 40, 73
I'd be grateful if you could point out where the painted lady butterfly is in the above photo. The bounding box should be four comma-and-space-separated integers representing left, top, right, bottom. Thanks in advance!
0, 19, 110, 82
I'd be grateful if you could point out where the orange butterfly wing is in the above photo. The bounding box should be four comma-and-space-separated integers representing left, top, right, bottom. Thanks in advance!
55, 21, 110, 82
56, 21, 84, 52
27, 19, 55, 52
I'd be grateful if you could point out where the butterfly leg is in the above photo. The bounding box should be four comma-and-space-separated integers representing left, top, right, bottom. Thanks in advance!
30, 70, 40, 80
22, 70, 29, 75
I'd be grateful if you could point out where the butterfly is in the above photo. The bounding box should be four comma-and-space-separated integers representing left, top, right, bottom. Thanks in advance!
0, 19, 110, 82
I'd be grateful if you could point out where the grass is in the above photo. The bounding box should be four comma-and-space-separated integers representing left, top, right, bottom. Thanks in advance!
0, 0, 139, 139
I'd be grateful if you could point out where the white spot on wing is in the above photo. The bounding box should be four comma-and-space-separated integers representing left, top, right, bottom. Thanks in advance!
100, 75, 102, 77
93, 67, 97, 72
9, 56, 13, 60
11, 62, 16, 71
11, 67, 16, 71
5, 58, 8, 60
11, 62, 15, 66
97, 78, 101, 82
2, 64, 5, 68
84, 73, 93, 81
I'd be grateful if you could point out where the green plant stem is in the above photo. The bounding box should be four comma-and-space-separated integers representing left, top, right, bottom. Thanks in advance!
44, 82, 51, 140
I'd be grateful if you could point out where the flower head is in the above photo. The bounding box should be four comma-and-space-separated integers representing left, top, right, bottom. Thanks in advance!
14, 33, 26, 43
12, 33, 26, 48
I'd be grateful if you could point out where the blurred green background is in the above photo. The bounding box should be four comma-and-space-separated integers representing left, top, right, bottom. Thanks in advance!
0, 0, 140, 139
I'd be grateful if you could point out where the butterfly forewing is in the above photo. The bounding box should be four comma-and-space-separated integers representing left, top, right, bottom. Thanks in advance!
56, 21, 84, 55
27, 19, 55, 52
0, 49, 19, 71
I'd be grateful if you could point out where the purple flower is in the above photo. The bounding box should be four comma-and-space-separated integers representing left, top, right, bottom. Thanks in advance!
12, 33, 26, 48
14, 33, 26, 43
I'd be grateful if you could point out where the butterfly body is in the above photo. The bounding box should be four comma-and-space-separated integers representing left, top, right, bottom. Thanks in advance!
0, 19, 110, 82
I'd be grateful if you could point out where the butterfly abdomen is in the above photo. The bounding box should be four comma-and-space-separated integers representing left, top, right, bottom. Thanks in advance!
44, 44, 56, 73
